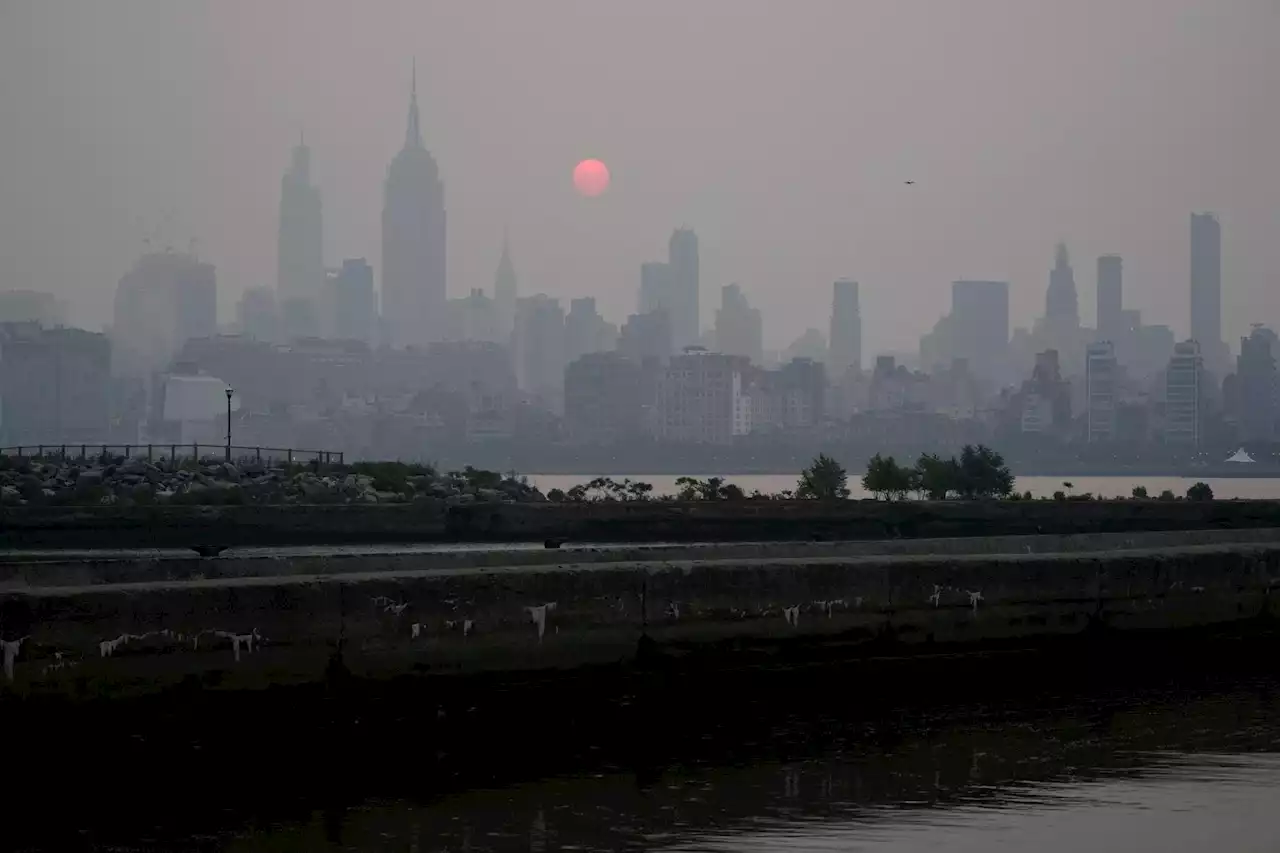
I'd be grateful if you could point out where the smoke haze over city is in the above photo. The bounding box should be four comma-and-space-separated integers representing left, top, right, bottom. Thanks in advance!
2, 0, 1278, 352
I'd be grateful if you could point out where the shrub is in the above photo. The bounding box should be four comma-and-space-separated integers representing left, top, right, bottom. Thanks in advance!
1131, 485, 1149, 499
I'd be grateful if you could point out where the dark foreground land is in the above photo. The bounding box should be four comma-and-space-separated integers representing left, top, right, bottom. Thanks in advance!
4, 497, 1280, 548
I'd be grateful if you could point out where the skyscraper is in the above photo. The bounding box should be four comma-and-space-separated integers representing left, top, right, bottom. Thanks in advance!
950, 280, 1010, 386
638, 261, 671, 316
326, 258, 377, 345
1096, 255, 1123, 340
714, 284, 763, 365
828, 278, 862, 381
565, 297, 617, 365
1237, 325, 1278, 444
494, 231, 517, 340
668, 228, 699, 350
112, 251, 217, 377
1190, 212, 1223, 366
512, 294, 566, 411
1165, 340, 1204, 447
277, 137, 323, 303
1045, 243, 1079, 330
382, 64, 447, 348
1085, 341, 1118, 443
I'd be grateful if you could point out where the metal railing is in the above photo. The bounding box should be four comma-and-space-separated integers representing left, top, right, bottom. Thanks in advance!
0, 444, 344, 465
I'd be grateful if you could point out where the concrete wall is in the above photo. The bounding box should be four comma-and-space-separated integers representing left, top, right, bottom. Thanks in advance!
4, 498, 1280, 548
2, 540, 1278, 698
3, 526, 1279, 590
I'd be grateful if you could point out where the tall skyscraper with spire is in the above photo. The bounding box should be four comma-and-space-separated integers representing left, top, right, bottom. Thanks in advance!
494, 230, 517, 340
1045, 243, 1080, 330
277, 136, 323, 303
382, 63, 447, 348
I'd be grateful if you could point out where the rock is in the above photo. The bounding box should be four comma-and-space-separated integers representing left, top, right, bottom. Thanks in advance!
219, 463, 241, 482
477, 488, 503, 503
76, 469, 104, 488
0, 485, 18, 502
299, 480, 330, 501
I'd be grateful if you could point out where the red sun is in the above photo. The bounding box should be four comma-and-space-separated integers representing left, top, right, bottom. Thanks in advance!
573, 159, 610, 197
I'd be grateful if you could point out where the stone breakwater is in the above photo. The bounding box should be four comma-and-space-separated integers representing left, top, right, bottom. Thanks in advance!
1, 535, 1278, 698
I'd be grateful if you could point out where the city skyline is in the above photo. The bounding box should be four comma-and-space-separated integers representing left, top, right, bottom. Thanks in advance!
2, 1, 1277, 355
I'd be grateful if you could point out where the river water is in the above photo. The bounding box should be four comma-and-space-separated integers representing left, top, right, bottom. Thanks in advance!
530, 473, 1280, 500
204, 675, 1280, 852
38, 670, 1261, 852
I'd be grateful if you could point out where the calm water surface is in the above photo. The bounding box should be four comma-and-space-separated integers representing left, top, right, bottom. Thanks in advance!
215, 678, 1280, 852
531, 473, 1280, 500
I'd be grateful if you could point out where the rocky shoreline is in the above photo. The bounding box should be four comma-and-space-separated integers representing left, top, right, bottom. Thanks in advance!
0, 457, 547, 507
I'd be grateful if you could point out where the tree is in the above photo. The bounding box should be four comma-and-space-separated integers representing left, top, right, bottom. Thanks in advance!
915, 453, 961, 500
1131, 485, 1149, 499
797, 453, 851, 500
861, 453, 911, 501
674, 476, 740, 501
1187, 481, 1214, 502
957, 444, 1015, 498
1158, 489, 1177, 501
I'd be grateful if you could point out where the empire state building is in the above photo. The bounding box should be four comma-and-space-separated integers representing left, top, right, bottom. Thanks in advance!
382, 66, 447, 347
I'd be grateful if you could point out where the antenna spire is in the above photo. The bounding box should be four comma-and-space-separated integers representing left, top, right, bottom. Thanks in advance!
405, 58, 422, 148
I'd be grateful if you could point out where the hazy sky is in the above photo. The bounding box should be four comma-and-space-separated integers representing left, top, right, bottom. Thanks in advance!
1, 0, 1277, 355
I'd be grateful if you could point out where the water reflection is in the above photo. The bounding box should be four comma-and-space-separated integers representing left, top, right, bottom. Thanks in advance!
225, 680, 1280, 852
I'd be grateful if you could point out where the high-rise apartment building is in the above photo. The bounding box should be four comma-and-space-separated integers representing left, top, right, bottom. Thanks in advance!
654, 351, 749, 444
828, 278, 862, 381
1096, 255, 1123, 340
1086, 341, 1118, 443
1165, 340, 1203, 447
382, 66, 447, 348
277, 138, 323, 303
714, 284, 763, 366
564, 351, 648, 444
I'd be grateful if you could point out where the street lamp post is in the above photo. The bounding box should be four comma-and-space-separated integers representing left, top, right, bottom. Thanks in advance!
225, 387, 234, 462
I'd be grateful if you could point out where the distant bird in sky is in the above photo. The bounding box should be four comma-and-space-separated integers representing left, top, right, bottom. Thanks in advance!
904, 180, 916, 185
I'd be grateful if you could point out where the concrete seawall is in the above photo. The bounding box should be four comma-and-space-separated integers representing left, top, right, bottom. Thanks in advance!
2, 535, 1278, 698
4, 499, 1280, 548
